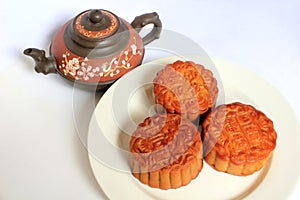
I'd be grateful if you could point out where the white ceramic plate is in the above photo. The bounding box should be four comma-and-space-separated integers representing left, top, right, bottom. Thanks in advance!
87, 56, 300, 199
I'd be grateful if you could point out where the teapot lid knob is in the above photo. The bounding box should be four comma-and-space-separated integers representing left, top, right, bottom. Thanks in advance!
88, 9, 104, 24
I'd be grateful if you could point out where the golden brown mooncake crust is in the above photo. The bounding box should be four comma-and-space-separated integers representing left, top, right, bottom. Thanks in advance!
153, 60, 218, 121
130, 114, 203, 190
202, 102, 277, 176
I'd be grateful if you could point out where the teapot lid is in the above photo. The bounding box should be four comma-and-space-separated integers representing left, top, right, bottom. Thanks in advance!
64, 9, 130, 58
74, 9, 119, 39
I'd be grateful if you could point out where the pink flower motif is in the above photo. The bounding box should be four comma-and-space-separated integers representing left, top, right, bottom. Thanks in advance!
77, 65, 95, 80
64, 58, 80, 76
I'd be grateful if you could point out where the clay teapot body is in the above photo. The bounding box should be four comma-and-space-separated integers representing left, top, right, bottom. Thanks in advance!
24, 9, 162, 90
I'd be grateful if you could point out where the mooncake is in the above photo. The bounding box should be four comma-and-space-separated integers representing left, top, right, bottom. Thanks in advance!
130, 114, 203, 189
153, 60, 218, 122
202, 102, 277, 176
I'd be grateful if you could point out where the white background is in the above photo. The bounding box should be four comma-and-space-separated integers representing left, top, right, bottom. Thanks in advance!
0, 0, 299, 199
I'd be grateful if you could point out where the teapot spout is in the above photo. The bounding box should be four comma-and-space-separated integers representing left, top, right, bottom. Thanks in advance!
23, 48, 57, 75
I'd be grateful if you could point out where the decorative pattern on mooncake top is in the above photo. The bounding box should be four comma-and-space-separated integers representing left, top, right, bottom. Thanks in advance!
153, 60, 218, 121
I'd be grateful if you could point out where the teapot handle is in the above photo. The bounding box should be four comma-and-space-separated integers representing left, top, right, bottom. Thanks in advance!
131, 12, 162, 45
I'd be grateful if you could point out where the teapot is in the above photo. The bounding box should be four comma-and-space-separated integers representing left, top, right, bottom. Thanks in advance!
23, 9, 162, 90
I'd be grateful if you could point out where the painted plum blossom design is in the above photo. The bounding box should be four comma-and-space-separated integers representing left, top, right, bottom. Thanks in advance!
60, 53, 82, 76
77, 64, 95, 81
58, 37, 142, 82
